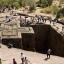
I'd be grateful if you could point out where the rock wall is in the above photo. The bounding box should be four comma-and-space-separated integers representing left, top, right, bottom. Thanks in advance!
22, 33, 35, 51
31, 24, 64, 57
2, 38, 22, 48
2, 24, 64, 57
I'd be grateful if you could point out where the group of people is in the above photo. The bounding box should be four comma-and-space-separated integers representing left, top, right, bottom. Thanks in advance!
0, 52, 30, 64
14, 50, 52, 64
0, 49, 52, 64
13, 52, 30, 64
4, 10, 63, 28
19, 14, 59, 26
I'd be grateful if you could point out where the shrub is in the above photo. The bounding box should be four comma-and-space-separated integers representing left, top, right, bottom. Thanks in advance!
51, 5, 59, 15
56, 8, 64, 18
21, 0, 36, 12
0, 0, 36, 10
29, 0, 36, 12
13, 2, 20, 9
38, 0, 53, 8
40, 7, 52, 14
40, 5, 59, 15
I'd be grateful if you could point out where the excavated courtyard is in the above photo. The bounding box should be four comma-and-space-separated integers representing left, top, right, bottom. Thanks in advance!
0, 9, 64, 64
0, 44, 64, 64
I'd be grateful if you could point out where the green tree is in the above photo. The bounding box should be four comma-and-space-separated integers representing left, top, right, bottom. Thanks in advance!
18, 0, 22, 6
13, 2, 20, 9
0, 0, 36, 10
29, 0, 36, 12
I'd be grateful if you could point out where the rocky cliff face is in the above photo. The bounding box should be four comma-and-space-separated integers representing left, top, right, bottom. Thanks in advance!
31, 24, 64, 57
2, 24, 64, 57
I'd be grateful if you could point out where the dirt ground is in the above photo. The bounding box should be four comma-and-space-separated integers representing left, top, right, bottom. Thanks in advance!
0, 44, 64, 64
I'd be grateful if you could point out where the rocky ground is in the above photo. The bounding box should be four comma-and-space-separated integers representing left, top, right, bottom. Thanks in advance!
0, 44, 64, 64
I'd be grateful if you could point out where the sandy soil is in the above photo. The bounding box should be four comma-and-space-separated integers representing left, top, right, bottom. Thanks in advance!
0, 44, 64, 64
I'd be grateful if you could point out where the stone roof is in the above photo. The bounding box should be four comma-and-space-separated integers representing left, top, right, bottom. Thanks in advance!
0, 26, 34, 39
0, 15, 34, 39
18, 27, 34, 34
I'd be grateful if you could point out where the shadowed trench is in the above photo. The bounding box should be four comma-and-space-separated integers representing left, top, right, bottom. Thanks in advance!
2, 24, 64, 57
31, 24, 64, 57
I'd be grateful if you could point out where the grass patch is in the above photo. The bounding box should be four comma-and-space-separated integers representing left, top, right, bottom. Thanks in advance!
40, 5, 60, 15
40, 7, 52, 14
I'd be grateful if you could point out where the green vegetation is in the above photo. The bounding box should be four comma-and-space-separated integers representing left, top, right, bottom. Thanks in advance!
0, 0, 36, 11
40, 5, 59, 15
51, 5, 59, 15
0, 0, 64, 18
0, 0, 20, 9
0, 0, 53, 10
56, 8, 64, 18
21, 0, 36, 12
40, 7, 52, 14
37, 0, 53, 8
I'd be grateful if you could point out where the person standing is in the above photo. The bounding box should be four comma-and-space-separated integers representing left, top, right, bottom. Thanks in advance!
21, 53, 25, 64
21, 53, 24, 59
13, 58, 17, 64
24, 57, 28, 64
24, 57, 31, 64
47, 49, 52, 59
